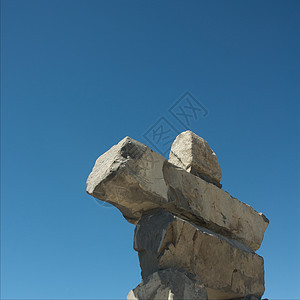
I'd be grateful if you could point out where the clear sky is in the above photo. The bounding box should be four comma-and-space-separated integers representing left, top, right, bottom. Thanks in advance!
1, 0, 299, 299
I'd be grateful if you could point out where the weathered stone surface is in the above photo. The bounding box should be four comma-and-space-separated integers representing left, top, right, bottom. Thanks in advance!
169, 131, 222, 187
127, 268, 207, 300
134, 210, 265, 300
86, 136, 268, 250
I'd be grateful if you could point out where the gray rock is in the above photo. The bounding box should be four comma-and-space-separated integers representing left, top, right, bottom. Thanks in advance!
134, 210, 265, 300
86, 136, 268, 251
127, 268, 207, 300
169, 131, 222, 187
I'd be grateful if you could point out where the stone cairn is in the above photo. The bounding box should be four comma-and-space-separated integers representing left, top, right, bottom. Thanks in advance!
86, 131, 269, 300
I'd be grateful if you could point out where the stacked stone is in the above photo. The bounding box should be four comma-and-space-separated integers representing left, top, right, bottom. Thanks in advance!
86, 131, 269, 300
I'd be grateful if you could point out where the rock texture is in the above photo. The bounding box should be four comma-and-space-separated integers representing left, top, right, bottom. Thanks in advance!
86, 136, 268, 251
86, 131, 269, 300
134, 210, 265, 300
169, 130, 222, 187
127, 268, 207, 300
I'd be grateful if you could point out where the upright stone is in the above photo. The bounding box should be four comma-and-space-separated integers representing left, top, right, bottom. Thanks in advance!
169, 131, 222, 187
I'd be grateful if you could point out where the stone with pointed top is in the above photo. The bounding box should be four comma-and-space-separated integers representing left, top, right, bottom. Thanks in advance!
169, 131, 222, 187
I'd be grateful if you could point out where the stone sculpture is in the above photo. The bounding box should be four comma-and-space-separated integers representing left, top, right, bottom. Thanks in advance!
86, 130, 269, 300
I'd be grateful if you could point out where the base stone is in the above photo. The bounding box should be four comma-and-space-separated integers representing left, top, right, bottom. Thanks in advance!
127, 268, 207, 300
134, 210, 265, 300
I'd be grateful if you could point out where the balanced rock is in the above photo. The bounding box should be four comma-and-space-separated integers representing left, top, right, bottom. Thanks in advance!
169, 131, 222, 187
86, 136, 268, 251
134, 210, 265, 300
127, 268, 207, 300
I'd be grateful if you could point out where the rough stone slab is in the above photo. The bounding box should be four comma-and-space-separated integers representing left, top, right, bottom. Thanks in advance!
169, 131, 222, 187
127, 268, 207, 300
134, 210, 265, 300
86, 136, 268, 250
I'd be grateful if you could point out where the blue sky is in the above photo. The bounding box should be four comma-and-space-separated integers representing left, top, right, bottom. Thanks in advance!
1, 0, 299, 299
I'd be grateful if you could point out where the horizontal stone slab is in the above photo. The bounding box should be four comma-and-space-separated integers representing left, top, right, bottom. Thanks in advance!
86, 136, 268, 250
169, 130, 222, 187
127, 268, 207, 300
134, 210, 265, 300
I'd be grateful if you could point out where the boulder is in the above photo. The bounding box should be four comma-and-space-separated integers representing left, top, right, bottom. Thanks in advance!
169, 131, 222, 187
134, 210, 265, 300
86, 136, 268, 251
127, 268, 207, 300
